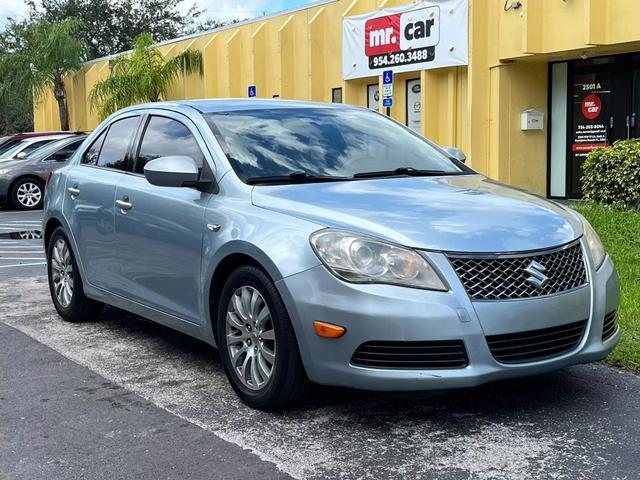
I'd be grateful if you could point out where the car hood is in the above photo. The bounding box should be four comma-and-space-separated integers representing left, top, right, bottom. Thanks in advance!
251, 175, 583, 253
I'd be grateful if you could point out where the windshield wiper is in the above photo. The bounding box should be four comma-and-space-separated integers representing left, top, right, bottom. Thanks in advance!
352, 167, 448, 179
246, 171, 349, 185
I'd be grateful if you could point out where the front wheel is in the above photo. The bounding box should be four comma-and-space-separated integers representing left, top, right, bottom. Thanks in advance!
47, 227, 103, 322
217, 265, 308, 410
11, 178, 44, 210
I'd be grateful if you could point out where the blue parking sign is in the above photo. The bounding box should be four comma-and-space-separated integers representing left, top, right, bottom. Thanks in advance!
248, 85, 257, 98
382, 70, 393, 85
382, 98, 392, 107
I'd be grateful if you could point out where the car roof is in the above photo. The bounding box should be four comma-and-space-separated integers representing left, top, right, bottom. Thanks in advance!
4, 131, 84, 140
120, 98, 361, 115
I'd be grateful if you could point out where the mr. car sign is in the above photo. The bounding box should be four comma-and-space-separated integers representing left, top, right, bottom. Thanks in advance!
343, 0, 468, 81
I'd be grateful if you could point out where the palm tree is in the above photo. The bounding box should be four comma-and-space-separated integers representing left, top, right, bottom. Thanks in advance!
89, 33, 203, 120
0, 18, 86, 131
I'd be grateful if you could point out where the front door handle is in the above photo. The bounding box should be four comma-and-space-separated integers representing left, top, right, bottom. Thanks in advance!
67, 185, 80, 199
115, 198, 132, 213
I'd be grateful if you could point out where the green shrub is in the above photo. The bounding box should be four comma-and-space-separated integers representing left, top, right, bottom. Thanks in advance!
582, 140, 640, 209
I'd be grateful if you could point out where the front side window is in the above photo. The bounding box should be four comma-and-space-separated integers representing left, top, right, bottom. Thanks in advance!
94, 116, 140, 171
135, 116, 204, 174
205, 107, 469, 183
47, 140, 84, 162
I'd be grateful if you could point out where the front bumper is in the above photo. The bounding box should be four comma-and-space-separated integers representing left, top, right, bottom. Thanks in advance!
276, 242, 620, 391
0, 176, 9, 203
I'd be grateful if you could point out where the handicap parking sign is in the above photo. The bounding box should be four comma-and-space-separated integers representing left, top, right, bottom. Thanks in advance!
248, 85, 257, 98
382, 70, 393, 85
382, 98, 393, 107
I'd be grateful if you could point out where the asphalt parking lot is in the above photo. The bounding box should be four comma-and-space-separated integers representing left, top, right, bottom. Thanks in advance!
1, 208, 640, 479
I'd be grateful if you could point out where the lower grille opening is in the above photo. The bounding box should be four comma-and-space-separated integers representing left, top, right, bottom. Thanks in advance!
486, 319, 587, 364
602, 310, 618, 341
350, 340, 469, 369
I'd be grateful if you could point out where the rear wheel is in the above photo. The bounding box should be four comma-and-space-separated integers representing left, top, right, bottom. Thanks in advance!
11, 178, 44, 210
47, 227, 103, 322
217, 265, 308, 410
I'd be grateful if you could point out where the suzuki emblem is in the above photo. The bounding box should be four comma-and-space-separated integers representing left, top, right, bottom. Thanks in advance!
524, 260, 548, 288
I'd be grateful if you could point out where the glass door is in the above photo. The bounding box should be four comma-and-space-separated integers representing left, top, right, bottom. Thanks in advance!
566, 55, 632, 198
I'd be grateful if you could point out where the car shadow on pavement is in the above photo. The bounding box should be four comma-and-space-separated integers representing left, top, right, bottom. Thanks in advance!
98, 304, 609, 418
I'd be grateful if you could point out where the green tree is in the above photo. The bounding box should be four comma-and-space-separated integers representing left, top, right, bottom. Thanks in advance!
0, 18, 86, 131
0, 20, 34, 135
27, 0, 212, 60
89, 33, 202, 120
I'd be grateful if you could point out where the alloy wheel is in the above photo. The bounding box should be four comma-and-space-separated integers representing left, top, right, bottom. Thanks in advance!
51, 238, 74, 308
225, 286, 277, 390
16, 182, 42, 208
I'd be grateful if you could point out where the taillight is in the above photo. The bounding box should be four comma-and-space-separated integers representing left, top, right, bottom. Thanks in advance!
45, 171, 53, 190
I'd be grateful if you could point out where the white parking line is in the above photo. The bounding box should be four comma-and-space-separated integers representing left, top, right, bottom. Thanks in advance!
0, 251, 45, 254
0, 262, 47, 268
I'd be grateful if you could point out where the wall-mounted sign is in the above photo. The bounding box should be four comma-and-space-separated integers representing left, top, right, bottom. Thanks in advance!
406, 79, 421, 133
571, 74, 610, 159
248, 85, 256, 97
342, 0, 468, 81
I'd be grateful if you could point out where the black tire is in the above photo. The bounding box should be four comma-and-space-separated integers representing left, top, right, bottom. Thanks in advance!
216, 265, 308, 411
11, 177, 44, 210
47, 227, 103, 323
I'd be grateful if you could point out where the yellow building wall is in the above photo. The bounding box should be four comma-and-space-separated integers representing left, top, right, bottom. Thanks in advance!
33, 0, 640, 196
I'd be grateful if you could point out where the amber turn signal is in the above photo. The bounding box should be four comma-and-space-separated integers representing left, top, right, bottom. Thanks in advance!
313, 321, 346, 338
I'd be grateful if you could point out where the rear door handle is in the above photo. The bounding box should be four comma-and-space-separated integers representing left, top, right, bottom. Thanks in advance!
67, 186, 80, 199
115, 198, 132, 213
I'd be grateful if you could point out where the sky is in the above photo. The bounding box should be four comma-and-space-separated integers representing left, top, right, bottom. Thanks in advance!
0, 0, 314, 27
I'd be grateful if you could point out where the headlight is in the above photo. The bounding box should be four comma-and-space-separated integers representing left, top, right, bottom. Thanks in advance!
0, 169, 8, 175
310, 229, 447, 290
581, 217, 606, 270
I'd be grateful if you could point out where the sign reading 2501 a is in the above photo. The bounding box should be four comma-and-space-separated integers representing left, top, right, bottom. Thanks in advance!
342, 0, 468, 81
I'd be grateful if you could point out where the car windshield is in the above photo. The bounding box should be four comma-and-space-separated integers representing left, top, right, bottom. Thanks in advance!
205, 107, 470, 183
0, 139, 28, 159
0, 138, 56, 160
24, 137, 75, 160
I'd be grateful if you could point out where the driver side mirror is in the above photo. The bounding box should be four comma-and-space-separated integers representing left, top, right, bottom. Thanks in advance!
143, 155, 200, 188
52, 152, 68, 162
442, 146, 466, 164
16, 152, 27, 160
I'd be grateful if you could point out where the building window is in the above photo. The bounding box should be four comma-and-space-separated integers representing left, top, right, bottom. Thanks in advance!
332, 88, 342, 104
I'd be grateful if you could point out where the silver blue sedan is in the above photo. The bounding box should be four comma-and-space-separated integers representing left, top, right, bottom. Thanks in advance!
42, 99, 620, 410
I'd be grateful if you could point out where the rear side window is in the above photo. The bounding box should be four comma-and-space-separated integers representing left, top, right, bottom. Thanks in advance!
135, 116, 204, 174
82, 131, 107, 166
83, 116, 139, 171
98, 116, 140, 171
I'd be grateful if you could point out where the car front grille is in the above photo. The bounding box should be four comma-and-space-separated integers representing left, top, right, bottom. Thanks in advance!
448, 241, 587, 300
351, 340, 468, 369
486, 319, 587, 364
602, 310, 618, 341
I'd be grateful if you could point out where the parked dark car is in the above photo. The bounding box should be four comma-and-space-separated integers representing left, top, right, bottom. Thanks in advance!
0, 131, 80, 158
0, 135, 87, 210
